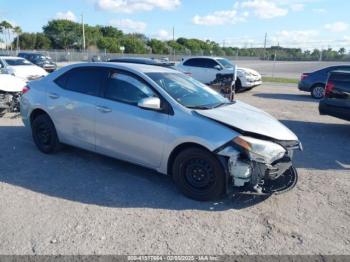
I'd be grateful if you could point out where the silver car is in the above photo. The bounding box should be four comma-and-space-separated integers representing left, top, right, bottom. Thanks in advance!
21, 63, 302, 201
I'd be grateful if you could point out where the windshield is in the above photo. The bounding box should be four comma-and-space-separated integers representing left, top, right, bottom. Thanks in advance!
5, 59, 32, 66
147, 72, 230, 109
35, 55, 52, 62
217, 58, 234, 69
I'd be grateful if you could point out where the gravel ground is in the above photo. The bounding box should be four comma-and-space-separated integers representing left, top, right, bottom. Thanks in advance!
236, 60, 350, 79
0, 83, 349, 255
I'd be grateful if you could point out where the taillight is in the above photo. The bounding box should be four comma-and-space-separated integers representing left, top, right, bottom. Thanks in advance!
301, 73, 309, 81
22, 86, 30, 94
185, 72, 192, 77
325, 81, 335, 97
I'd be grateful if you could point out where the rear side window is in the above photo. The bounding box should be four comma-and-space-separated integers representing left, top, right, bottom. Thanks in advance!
183, 58, 200, 67
330, 73, 350, 82
55, 67, 107, 96
104, 71, 155, 105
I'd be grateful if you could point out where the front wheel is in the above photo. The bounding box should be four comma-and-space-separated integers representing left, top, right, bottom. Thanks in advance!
172, 147, 225, 201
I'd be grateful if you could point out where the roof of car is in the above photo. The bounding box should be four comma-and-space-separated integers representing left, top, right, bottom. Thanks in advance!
109, 57, 174, 65
74, 62, 177, 73
0, 56, 24, 60
183, 56, 224, 60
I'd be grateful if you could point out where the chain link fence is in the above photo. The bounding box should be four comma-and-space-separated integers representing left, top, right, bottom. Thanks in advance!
0, 49, 259, 63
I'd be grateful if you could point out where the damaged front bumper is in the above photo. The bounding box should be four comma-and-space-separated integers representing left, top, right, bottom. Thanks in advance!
217, 140, 301, 195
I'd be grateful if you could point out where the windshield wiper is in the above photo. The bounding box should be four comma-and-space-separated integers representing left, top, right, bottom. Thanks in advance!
211, 102, 234, 109
187, 105, 212, 110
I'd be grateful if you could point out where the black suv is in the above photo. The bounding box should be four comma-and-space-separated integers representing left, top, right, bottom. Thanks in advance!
18, 52, 57, 72
298, 65, 350, 99
319, 70, 350, 121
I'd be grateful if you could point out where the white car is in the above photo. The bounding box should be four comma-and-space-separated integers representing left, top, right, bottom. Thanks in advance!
236, 67, 262, 91
177, 56, 237, 86
0, 74, 26, 112
0, 56, 48, 81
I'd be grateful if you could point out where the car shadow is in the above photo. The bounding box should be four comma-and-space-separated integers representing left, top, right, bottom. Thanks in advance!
0, 126, 269, 211
254, 93, 316, 102
281, 120, 350, 170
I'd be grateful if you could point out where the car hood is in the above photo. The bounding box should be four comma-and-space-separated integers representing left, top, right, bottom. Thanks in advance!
237, 67, 261, 76
9, 65, 48, 80
195, 101, 298, 141
0, 74, 26, 92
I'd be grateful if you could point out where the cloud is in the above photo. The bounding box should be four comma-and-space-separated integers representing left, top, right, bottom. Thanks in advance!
110, 18, 147, 32
312, 8, 326, 14
192, 9, 247, 26
324, 21, 349, 33
271, 30, 320, 47
55, 10, 77, 22
96, 0, 181, 13
153, 29, 172, 40
241, 0, 288, 19
191, 0, 297, 26
290, 3, 304, 12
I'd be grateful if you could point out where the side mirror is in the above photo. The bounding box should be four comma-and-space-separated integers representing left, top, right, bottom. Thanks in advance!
214, 65, 222, 71
138, 97, 162, 111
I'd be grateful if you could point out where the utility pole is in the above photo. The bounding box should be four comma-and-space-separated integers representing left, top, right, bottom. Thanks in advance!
82, 13, 86, 52
172, 26, 175, 62
263, 32, 267, 60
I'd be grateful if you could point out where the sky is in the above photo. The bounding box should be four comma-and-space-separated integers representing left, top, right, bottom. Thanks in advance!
0, 0, 349, 50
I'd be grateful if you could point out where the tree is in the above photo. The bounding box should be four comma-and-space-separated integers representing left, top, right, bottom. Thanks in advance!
35, 33, 51, 49
43, 20, 81, 49
98, 26, 123, 38
148, 39, 170, 54
0, 20, 13, 50
97, 37, 120, 53
121, 35, 147, 54
13, 26, 22, 50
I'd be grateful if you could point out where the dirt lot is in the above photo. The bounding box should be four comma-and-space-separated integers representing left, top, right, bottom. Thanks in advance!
0, 83, 349, 255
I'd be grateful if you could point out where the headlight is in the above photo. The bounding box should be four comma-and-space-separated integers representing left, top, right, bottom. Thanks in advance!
233, 136, 286, 164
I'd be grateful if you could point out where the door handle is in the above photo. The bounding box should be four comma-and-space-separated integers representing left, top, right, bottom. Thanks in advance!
96, 105, 112, 113
48, 93, 60, 99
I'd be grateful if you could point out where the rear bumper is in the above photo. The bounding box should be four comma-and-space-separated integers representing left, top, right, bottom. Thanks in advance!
319, 100, 350, 121
298, 81, 310, 92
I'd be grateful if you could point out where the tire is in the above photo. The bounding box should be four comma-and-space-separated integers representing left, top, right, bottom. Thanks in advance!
311, 85, 325, 99
235, 78, 243, 92
32, 114, 61, 154
172, 147, 225, 201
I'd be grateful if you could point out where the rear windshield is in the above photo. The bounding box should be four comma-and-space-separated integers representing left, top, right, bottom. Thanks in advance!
5, 59, 32, 66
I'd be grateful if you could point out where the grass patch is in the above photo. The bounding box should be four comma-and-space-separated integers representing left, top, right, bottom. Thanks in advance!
262, 76, 299, 84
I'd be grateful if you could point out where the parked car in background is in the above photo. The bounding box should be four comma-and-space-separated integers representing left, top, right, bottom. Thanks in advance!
298, 65, 350, 99
319, 70, 350, 121
177, 57, 237, 86
18, 52, 57, 72
0, 73, 26, 113
109, 57, 176, 69
21, 63, 301, 201
0, 56, 48, 81
236, 67, 262, 92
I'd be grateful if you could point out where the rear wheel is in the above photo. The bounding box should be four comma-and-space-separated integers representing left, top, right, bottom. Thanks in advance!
172, 147, 225, 201
235, 78, 243, 92
32, 114, 61, 154
311, 85, 325, 99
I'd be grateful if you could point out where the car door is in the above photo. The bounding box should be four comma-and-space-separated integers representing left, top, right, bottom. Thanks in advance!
47, 66, 108, 151
95, 69, 170, 168
201, 58, 221, 84
182, 58, 205, 81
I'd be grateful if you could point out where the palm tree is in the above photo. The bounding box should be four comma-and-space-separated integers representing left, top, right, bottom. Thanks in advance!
13, 26, 22, 51
0, 21, 13, 50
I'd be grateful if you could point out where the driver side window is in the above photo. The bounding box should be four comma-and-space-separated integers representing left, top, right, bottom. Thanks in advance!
104, 71, 156, 105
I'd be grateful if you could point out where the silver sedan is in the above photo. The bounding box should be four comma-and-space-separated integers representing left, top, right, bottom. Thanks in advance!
20, 62, 302, 201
